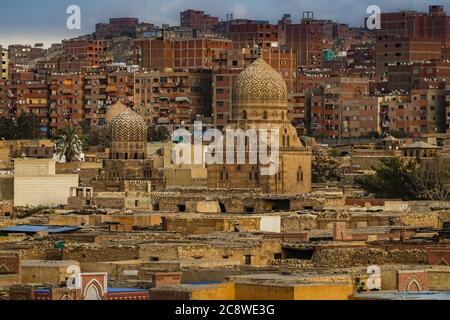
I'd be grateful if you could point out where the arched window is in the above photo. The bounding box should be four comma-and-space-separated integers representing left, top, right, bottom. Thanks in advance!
243, 111, 247, 120
220, 167, 228, 181
263, 111, 268, 120
144, 165, 152, 179
297, 167, 304, 183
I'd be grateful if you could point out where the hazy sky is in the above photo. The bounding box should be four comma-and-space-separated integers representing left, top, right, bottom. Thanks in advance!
0, 0, 446, 47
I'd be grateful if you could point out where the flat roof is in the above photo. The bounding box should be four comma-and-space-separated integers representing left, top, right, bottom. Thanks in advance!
353, 291, 450, 300
0, 225, 80, 234
107, 288, 148, 293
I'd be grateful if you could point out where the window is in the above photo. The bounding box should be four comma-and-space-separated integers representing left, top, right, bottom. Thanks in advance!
297, 167, 304, 183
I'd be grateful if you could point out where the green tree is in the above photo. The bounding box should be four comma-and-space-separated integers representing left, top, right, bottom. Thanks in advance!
355, 158, 417, 200
148, 125, 170, 142
0, 113, 41, 140
16, 113, 41, 139
390, 130, 412, 139
0, 117, 15, 140
312, 150, 340, 183
55, 126, 84, 162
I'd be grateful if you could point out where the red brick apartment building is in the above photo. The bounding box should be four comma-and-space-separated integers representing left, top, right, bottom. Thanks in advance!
106, 71, 134, 106
132, 38, 230, 70
96, 18, 140, 38
376, 5, 450, 75
311, 76, 380, 138
83, 74, 108, 127
286, 17, 324, 68
379, 90, 445, 137
387, 60, 450, 92
132, 38, 174, 70
8, 45, 45, 65
133, 69, 212, 125
60, 39, 108, 72
0, 80, 11, 117
180, 9, 219, 31
228, 22, 279, 50
9, 81, 49, 136
173, 38, 231, 69
49, 74, 85, 135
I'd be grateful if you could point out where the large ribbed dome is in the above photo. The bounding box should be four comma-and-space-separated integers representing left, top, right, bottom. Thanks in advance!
110, 108, 147, 142
233, 58, 287, 104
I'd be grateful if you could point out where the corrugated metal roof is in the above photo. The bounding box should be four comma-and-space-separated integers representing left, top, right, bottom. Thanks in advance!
0, 225, 80, 234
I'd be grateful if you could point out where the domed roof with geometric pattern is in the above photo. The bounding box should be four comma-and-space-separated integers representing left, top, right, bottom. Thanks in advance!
233, 58, 287, 104
110, 108, 147, 142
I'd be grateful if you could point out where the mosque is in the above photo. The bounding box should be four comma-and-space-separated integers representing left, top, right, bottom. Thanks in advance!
89, 58, 312, 210
207, 58, 312, 195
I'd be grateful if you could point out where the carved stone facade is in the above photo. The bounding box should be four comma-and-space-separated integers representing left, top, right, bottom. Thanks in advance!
93, 108, 163, 192
110, 108, 147, 160
208, 58, 312, 195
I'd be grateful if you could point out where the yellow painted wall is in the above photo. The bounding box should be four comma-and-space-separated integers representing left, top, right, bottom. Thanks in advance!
191, 283, 235, 300
235, 283, 295, 300
428, 270, 450, 291
381, 271, 397, 291
294, 283, 353, 300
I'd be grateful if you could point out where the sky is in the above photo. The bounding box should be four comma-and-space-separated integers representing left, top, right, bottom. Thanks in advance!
0, 0, 447, 47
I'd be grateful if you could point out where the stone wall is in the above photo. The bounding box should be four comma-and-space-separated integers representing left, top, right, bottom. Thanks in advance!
0, 177, 13, 201
281, 214, 317, 232
62, 244, 140, 262
14, 175, 79, 207
312, 246, 427, 268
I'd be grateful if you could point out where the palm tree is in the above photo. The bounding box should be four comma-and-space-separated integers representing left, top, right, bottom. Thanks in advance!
55, 126, 84, 162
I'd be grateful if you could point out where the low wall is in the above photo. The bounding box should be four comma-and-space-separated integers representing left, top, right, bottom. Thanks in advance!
313, 246, 427, 268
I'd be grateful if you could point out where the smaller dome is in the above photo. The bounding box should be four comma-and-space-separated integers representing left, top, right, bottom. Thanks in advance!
110, 108, 147, 142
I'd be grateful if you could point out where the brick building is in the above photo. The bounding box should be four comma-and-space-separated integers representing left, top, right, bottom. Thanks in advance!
96, 18, 140, 38
310, 76, 380, 139
134, 69, 213, 125
8, 44, 45, 65
286, 17, 324, 68
386, 60, 450, 93
379, 89, 445, 137
173, 38, 230, 69
380, 5, 449, 46
49, 74, 85, 135
376, 5, 450, 76
60, 39, 109, 72
106, 70, 134, 106
376, 34, 442, 76
180, 9, 219, 31
84, 74, 108, 127
0, 46, 9, 81
132, 38, 174, 70
228, 22, 279, 50
0, 79, 11, 117
9, 81, 50, 136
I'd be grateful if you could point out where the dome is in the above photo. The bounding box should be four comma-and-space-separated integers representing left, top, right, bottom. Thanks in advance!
233, 58, 287, 104
110, 108, 147, 142
106, 101, 128, 123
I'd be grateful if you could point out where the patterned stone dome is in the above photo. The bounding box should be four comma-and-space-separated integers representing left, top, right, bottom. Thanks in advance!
110, 108, 147, 142
233, 58, 287, 104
